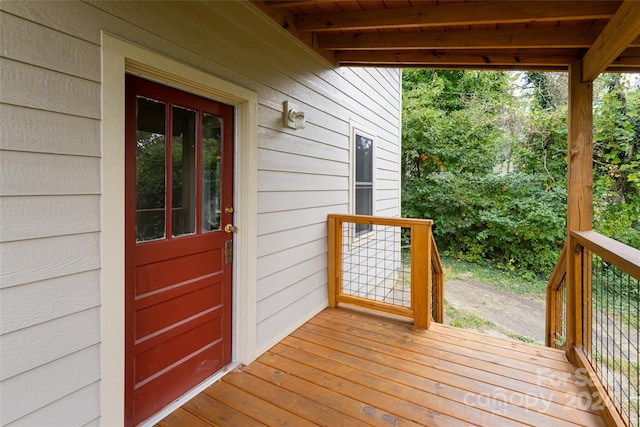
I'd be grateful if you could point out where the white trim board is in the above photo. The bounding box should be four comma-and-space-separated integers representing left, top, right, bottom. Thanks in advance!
101, 33, 258, 426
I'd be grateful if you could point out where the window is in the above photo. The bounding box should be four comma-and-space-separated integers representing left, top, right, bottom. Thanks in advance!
129, 75, 227, 243
353, 127, 374, 235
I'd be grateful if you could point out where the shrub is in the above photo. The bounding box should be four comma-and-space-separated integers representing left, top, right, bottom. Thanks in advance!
403, 172, 566, 276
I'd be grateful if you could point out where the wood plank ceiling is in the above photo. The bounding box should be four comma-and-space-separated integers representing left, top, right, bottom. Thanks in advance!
251, 0, 640, 80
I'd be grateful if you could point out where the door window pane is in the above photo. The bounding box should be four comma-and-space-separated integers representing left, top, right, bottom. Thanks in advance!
201, 113, 222, 232
136, 97, 166, 242
172, 106, 196, 237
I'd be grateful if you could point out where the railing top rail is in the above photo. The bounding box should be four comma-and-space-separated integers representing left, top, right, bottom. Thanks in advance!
328, 213, 433, 228
572, 230, 640, 281
547, 243, 568, 292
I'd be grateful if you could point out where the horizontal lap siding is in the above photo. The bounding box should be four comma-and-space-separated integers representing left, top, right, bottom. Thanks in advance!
255, 65, 401, 343
0, 1, 401, 423
0, 6, 103, 425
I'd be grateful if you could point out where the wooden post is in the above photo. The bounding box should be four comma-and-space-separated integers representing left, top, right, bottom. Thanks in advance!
545, 245, 567, 348
411, 223, 432, 329
327, 215, 339, 307
545, 286, 556, 347
566, 59, 593, 362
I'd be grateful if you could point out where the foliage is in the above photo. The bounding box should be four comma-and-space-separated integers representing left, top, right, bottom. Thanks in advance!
592, 74, 640, 248
402, 70, 566, 277
512, 73, 568, 185
444, 303, 496, 331
405, 172, 565, 275
402, 69, 640, 279
402, 70, 510, 176
443, 256, 547, 298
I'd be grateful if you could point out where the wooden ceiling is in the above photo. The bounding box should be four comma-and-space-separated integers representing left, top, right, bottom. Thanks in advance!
251, 0, 640, 80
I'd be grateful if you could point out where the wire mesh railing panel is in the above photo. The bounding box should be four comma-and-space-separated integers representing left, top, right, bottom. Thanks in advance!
583, 249, 640, 427
340, 222, 409, 308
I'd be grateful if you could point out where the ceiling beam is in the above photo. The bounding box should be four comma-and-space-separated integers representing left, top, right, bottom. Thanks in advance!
582, 0, 640, 81
318, 25, 611, 51
297, 1, 620, 32
336, 61, 567, 72
266, 0, 341, 8
609, 47, 640, 68
334, 49, 580, 68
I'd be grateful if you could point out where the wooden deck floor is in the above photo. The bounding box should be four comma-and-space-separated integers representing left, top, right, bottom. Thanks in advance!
155, 307, 607, 426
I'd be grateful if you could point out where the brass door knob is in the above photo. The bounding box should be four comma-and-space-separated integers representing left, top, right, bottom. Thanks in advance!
224, 224, 237, 233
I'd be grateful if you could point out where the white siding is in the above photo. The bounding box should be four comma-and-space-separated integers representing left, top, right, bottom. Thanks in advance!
0, 105, 101, 156
1, 308, 100, 380
0, 1, 401, 424
0, 195, 101, 241
1, 346, 101, 426
0, 271, 101, 334
6, 383, 101, 427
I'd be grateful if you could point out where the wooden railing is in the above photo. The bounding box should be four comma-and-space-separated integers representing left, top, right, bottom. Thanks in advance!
546, 244, 567, 349
431, 233, 444, 323
548, 231, 640, 426
327, 214, 444, 328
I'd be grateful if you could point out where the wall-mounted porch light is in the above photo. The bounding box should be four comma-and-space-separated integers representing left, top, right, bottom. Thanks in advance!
283, 101, 306, 130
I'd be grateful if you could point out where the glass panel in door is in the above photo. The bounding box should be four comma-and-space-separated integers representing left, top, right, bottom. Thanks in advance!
172, 106, 197, 237
135, 97, 166, 242
201, 113, 223, 232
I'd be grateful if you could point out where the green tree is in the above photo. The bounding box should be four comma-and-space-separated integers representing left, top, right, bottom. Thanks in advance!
402, 70, 566, 276
593, 74, 640, 248
513, 72, 568, 185
402, 70, 640, 277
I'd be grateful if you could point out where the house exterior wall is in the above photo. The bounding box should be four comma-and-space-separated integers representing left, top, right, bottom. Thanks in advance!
0, 1, 401, 425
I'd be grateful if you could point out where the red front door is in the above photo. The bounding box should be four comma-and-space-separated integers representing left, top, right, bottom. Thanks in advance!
124, 75, 234, 426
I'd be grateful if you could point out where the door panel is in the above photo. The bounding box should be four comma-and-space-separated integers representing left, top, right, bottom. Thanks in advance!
132, 339, 224, 422
135, 280, 222, 339
125, 75, 234, 426
135, 247, 222, 296
134, 317, 222, 383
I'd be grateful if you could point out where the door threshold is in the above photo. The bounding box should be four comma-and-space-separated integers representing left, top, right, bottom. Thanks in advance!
137, 362, 241, 427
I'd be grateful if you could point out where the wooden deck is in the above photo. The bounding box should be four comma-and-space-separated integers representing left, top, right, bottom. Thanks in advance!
155, 307, 607, 426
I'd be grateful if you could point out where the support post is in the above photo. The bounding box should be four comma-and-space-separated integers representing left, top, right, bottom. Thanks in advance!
411, 223, 432, 329
545, 287, 557, 347
327, 215, 339, 307
566, 59, 593, 363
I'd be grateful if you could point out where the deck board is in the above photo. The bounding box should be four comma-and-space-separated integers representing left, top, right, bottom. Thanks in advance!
182, 393, 266, 427
156, 307, 607, 426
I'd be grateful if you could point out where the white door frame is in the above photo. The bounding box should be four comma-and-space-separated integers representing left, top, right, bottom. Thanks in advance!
101, 33, 258, 426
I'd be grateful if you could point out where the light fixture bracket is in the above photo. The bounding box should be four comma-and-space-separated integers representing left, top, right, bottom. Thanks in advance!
283, 100, 306, 130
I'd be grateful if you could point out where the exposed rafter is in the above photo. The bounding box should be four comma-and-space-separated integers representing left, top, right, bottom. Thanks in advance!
335, 49, 581, 70
297, 1, 619, 32
582, 0, 640, 81
612, 47, 640, 68
252, 0, 640, 73
318, 26, 611, 51
266, 0, 341, 8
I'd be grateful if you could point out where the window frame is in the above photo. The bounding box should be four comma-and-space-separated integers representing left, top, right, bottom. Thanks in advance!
349, 123, 377, 240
